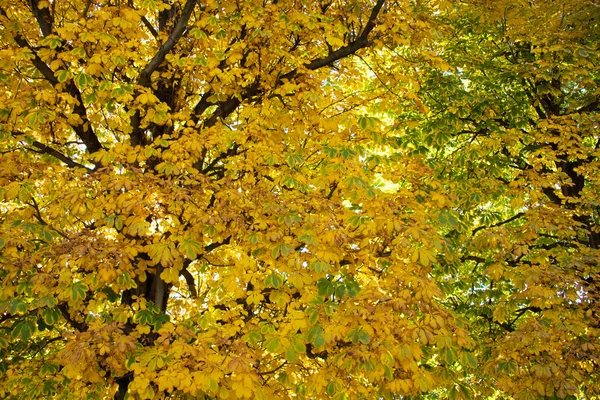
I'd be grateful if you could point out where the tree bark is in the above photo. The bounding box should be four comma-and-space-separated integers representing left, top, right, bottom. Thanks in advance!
114, 374, 133, 400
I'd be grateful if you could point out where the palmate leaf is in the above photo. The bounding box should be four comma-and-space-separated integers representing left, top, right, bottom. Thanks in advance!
41, 308, 61, 326
2, 298, 27, 314
285, 345, 299, 362
264, 337, 282, 353
307, 326, 325, 348
37, 295, 57, 308
12, 320, 36, 341
179, 237, 203, 259
69, 281, 88, 303
459, 351, 478, 369
439, 346, 459, 365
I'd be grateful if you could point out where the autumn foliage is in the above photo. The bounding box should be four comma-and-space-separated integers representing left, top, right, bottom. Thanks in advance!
0, 0, 599, 399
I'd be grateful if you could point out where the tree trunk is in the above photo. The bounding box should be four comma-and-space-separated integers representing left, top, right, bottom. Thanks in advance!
114, 374, 132, 400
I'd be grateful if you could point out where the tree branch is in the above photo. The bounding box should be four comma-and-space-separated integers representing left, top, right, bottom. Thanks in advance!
57, 304, 88, 332
278, 0, 385, 82
0, 7, 103, 154
196, 143, 241, 173
141, 16, 158, 38
28, 0, 53, 36
27, 139, 93, 171
198, 0, 385, 126
202, 78, 261, 128
181, 269, 198, 298
258, 361, 288, 376
472, 212, 525, 236
138, 0, 198, 87
130, 0, 197, 146
204, 236, 232, 253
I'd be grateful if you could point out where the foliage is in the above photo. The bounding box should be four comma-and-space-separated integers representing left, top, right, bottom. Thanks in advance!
0, 0, 598, 399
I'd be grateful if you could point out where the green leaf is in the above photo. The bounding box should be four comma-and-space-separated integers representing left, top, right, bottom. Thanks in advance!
323, 147, 337, 158
335, 284, 346, 298
85, 91, 98, 104
7, 298, 27, 314
117, 272, 137, 289
246, 330, 263, 345
345, 279, 361, 297
326, 382, 336, 396
311, 261, 330, 273
264, 337, 281, 353
265, 273, 283, 288
460, 351, 478, 369
153, 312, 170, 330
114, 215, 124, 231
56, 69, 71, 83
12, 320, 35, 341
179, 237, 203, 259
279, 243, 294, 257
307, 325, 325, 348
28, 111, 45, 128
383, 365, 393, 381
298, 233, 317, 246
41, 308, 61, 326
38, 295, 57, 308
285, 346, 299, 362
358, 116, 368, 129
285, 153, 304, 167
440, 346, 458, 364
281, 176, 297, 188
134, 309, 155, 325
317, 279, 334, 296
41, 363, 60, 375
70, 281, 88, 303
41, 36, 62, 49
291, 335, 306, 354
75, 72, 94, 88
499, 359, 518, 374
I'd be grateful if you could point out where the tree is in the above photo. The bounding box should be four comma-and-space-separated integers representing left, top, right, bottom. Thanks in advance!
384, 0, 600, 397
0, 0, 598, 399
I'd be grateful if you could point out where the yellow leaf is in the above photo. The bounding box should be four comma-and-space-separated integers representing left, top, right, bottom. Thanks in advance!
160, 267, 180, 284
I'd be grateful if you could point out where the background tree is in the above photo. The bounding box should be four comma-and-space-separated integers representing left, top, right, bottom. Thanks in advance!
384, 0, 600, 397
0, 0, 598, 399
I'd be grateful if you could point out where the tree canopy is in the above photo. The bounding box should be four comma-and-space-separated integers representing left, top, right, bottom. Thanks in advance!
0, 0, 598, 399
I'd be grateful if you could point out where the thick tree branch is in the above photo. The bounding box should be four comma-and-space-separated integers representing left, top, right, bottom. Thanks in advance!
181, 269, 198, 298
29, 140, 93, 171
575, 98, 599, 113
141, 16, 159, 38
480, 312, 515, 332
114, 374, 133, 400
130, 0, 197, 146
0, 7, 57, 84
138, 0, 198, 87
11, 131, 92, 170
202, 77, 261, 128
1, 7, 103, 154
198, 0, 385, 127
204, 236, 232, 253
278, 0, 385, 82
29, 0, 53, 36
192, 90, 215, 118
